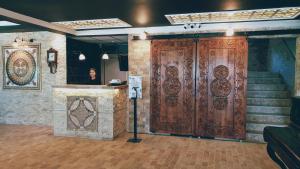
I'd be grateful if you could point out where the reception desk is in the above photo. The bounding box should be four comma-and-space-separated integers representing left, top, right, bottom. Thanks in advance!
52, 85, 127, 140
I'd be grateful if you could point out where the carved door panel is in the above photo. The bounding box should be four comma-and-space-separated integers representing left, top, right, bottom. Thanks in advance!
196, 37, 248, 139
150, 39, 196, 135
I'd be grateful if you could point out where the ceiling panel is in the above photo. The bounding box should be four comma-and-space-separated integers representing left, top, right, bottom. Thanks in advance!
0, 0, 300, 27
166, 7, 300, 24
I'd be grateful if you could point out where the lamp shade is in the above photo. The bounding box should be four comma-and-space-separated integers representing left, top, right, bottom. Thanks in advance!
102, 53, 109, 60
79, 53, 86, 60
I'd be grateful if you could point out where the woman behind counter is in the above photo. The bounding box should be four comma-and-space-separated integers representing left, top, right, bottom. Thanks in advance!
87, 68, 100, 85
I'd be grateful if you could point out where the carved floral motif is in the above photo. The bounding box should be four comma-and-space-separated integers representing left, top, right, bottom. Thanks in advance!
163, 65, 181, 106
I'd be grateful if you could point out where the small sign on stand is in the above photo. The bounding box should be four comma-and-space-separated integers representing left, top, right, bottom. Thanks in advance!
127, 76, 142, 143
128, 76, 142, 99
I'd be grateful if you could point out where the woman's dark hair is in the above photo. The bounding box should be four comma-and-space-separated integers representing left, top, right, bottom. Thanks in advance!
89, 68, 96, 72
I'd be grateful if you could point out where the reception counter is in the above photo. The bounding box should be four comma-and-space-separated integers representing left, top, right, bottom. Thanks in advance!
52, 85, 128, 140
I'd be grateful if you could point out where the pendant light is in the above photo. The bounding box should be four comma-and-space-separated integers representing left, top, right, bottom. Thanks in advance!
79, 52, 86, 61
102, 52, 109, 60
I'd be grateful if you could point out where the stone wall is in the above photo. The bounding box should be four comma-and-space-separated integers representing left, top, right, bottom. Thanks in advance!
0, 31, 66, 126
128, 36, 151, 133
296, 37, 300, 96
113, 88, 127, 136
268, 38, 296, 93
248, 39, 269, 71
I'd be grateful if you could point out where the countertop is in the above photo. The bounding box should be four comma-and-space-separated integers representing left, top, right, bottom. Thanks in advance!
53, 85, 128, 90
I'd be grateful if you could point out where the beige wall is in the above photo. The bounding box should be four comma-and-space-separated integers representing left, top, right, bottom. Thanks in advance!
0, 31, 66, 126
296, 37, 300, 96
128, 36, 151, 133
101, 54, 127, 84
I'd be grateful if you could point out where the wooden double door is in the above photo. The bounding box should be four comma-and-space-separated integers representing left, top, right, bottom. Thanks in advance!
150, 37, 248, 139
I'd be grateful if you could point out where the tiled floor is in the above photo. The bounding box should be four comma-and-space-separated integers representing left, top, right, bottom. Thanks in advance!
0, 124, 278, 169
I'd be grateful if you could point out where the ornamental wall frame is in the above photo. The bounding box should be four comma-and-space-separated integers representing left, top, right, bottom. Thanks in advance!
2, 44, 41, 90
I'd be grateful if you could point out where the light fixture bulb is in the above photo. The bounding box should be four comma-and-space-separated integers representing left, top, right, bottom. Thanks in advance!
139, 32, 147, 40
79, 53, 86, 61
226, 28, 234, 36
102, 53, 109, 60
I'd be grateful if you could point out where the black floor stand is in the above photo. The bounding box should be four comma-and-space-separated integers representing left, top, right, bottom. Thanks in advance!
127, 87, 142, 143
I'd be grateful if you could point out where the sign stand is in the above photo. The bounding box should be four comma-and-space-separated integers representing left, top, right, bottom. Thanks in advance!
127, 87, 142, 143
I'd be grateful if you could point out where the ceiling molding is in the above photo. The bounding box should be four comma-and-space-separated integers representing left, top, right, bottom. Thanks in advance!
165, 7, 300, 24
76, 20, 300, 36
53, 18, 131, 30
0, 7, 77, 35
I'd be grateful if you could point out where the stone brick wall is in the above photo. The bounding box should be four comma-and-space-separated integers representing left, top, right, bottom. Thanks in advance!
296, 37, 300, 96
0, 31, 66, 126
113, 88, 127, 136
128, 36, 151, 133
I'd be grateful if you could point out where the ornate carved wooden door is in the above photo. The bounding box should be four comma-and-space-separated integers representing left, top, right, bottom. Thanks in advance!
150, 39, 196, 135
196, 37, 248, 139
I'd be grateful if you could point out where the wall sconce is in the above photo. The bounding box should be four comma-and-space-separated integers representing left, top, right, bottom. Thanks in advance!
12, 37, 36, 48
47, 48, 58, 74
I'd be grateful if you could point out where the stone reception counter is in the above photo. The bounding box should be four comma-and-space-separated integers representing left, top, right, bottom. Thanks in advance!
52, 85, 127, 140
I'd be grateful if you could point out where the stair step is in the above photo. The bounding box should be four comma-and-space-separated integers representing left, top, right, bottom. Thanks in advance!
248, 77, 282, 84
246, 123, 288, 133
247, 91, 289, 99
247, 106, 290, 115
247, 98, 291, 107
246, 133, 265, 143
248, 72, 280, 78
248, 84, 286, 91
247, 114, 290, 124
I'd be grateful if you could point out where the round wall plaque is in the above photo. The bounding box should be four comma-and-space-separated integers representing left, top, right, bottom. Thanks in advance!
214, 65, 229, 79
6, 50, 36, 86
211, 79, 232, 97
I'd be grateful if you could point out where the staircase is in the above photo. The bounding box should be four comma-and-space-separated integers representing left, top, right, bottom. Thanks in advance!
246, 71, 291, 143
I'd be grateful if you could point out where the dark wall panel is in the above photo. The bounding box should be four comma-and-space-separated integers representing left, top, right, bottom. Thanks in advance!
67, 38, 101, 84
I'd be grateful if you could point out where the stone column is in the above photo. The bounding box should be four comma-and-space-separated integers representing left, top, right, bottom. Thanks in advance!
127, 35, 151, 133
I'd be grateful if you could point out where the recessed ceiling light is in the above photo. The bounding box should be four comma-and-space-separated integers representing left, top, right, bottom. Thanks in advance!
53, 18, 131, 30
0, 21, 20, 26
165, 7, 300, 25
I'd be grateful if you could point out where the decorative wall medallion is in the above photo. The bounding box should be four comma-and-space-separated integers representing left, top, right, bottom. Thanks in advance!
210, 79, 232, 97
2, 44, 41, 90
211, 65, 232, 108
67, 96, 98, 131
163, 65, 181, 106
213, 97, 228, 110
214, 65, 229, 79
